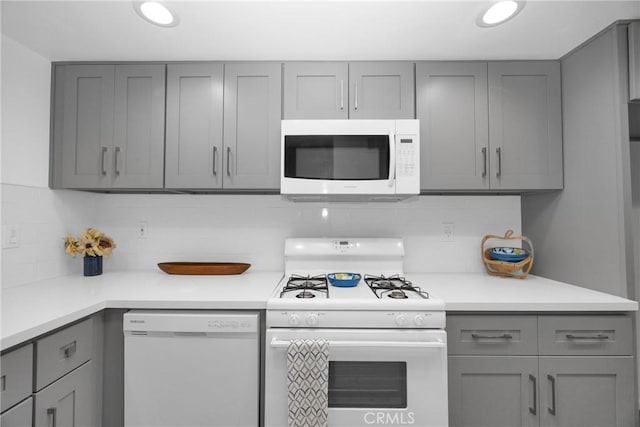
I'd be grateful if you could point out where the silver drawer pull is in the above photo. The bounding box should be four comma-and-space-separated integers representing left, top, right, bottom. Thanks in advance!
472, 333, 513, 340
61, 341, 77, 358
47, 407, 57, 427
0, 375, 6, 391
565, 333, 609, 341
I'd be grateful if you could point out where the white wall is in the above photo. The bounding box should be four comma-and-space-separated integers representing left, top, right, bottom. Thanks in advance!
0, 33, 522, 289
1, 35, 51, 187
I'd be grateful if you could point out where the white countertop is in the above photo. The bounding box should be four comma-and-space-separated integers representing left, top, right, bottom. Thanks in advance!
2, 270, 637, 351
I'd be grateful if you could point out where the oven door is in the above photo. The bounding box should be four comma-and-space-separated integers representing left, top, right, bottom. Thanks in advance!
265, 328, 448, 427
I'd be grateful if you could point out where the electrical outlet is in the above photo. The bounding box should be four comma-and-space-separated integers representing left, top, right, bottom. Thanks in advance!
137, 222, 148, 239
441, 222, 455, 242
3, 225, 20, 248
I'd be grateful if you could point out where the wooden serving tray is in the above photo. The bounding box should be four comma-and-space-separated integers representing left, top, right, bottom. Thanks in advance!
158, 262, 251, 275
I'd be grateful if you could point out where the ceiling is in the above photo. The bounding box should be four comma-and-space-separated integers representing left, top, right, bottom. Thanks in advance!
1, 0, 639, 62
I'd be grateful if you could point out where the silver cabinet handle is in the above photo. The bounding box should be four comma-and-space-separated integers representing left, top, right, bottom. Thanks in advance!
496, 147, 502, 177
226, 147, 231, 177
340, 80, 344, 110
354, 80, 359, 110
114, 147, 121, 175
47, 408, 57, 427
481, 147, 487, 178
529, 374, 537, 415
0, 375, 6, 391
471, 333, 513, 340
566, 333, 609, 340
101, 147, 108, 176
61, 341, 76, 358
547, 374, 556, 415
212, 146, 218, 176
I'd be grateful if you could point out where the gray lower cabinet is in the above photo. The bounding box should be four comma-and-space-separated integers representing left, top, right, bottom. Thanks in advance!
629, 21, 640, 101
0, 344, 33, 427
53, 63, 166, 189
165, 63, 224, 189
488, 62, 563, 190
0, 397, 33, 427
448, 356, 538, 427
34, 361, 94, 427
417, 61, 563, 191
223, 62, 282, 190
447, 314, 635, 427
283, 61, 414, 119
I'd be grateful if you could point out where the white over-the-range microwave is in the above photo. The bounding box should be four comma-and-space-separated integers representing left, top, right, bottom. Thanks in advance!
280, 119, 420, 201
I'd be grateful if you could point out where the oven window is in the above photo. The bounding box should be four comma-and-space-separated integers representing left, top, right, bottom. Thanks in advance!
328, 361, 407, 408
284, 135, 390, 180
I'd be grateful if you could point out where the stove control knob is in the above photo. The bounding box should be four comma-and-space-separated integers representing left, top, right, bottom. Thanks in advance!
306, 314, 319, 326
414, 314, 426, 326
288, 314, 300, 326
395, 314, 407, 326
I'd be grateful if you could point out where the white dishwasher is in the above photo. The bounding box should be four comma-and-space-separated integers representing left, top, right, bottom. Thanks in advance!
123, 310, 260, 427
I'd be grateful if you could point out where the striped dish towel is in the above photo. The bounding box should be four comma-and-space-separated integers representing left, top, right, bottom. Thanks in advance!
287, 339, 329, 427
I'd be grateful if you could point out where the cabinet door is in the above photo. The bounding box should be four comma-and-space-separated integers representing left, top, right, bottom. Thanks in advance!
223, 63, 282, 189
283, 62, 348, 119
61, 65, 115, 189
0, 397, 32, 427
629, 22, 640, 101
449, 356, 539, 427
417, 62, 489, 190
539, 357, 635, 427
488, 61, 563, 190
112, 64, 166, 189
165, 63, 224, 189
349, 62, 415, 119
34, 361, 94, 427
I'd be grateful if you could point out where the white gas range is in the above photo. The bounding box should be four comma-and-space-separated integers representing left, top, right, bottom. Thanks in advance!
265, 238, 448, 427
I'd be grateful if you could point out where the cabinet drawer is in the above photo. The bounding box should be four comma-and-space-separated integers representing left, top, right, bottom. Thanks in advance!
0, 397, 32, 427
447, 315, 538, 355
538, 315, 633, 355
36, 318, 93, 390
1, 344, 33, 412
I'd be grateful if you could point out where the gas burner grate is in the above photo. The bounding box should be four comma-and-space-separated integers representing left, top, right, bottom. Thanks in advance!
280, 274, 328, 298
364, 274, 429, 299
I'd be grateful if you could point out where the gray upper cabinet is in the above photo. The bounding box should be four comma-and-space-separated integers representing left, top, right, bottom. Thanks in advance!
283, 62, 414, 119
165, 63, 224, 189
417, 62, 489, 190
488, 61, 563, 190
112, 65, 166, 188
59, 65, 115, 189
349, 62, 415, 119
55, 64, 165, 189
283, 62, 348, 119
223, 63, 282, 190
417, 61, 562, 192
630, 21, 640, 101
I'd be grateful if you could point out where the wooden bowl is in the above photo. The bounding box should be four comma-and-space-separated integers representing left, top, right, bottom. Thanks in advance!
157, 262, 251, 275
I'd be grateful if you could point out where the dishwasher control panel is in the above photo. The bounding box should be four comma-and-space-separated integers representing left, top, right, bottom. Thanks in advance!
123, 310, 259, 334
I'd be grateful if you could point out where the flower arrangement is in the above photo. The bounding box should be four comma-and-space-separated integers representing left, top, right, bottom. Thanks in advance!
65, 228, 116, 258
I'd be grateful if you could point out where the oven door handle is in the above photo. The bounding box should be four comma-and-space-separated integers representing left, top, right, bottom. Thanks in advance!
270, 338, 446, 349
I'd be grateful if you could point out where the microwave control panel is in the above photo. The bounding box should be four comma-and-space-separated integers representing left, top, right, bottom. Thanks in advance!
396, 134, 418, 178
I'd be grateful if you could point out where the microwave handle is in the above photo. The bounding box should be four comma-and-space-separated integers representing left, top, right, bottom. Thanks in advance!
388, 134, 396, 187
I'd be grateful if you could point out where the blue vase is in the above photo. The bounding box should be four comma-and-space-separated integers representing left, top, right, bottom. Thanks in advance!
84, 256, 103, 276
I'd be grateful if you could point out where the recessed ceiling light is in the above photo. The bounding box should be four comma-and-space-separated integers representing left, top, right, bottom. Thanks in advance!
478, 1, 524, 27
133, 1, 179, 27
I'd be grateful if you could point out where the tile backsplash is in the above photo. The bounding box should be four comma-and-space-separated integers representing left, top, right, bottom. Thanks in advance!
1, 183, 521, 288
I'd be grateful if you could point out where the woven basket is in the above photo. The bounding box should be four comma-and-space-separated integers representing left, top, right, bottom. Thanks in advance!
481, 230, 534, 279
